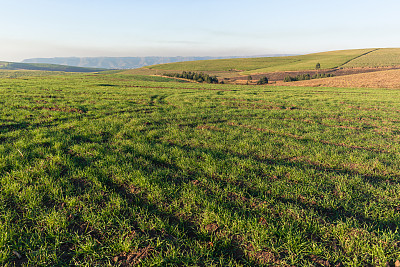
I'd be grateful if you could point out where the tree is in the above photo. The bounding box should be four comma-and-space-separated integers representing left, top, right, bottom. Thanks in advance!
316, 62, 321, 70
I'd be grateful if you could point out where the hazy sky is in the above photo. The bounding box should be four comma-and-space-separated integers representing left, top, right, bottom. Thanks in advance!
2, 0, 400, 61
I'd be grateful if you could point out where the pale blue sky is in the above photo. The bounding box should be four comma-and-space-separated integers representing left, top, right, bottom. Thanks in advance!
2, 0, 400, 61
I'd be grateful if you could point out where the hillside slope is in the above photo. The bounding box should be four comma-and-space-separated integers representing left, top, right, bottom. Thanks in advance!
342, 48, 400, 68
147, 48, 376, 74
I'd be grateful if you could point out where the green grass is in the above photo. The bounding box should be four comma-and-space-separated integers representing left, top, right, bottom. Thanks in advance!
0, 72, 400, 266
343, 48, 400, 68
0, 70, 68, 78
148, 49, 375, 74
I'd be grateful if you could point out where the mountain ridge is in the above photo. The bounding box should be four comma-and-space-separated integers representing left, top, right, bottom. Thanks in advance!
0, 61, 106, 72
21, 55, 296, 70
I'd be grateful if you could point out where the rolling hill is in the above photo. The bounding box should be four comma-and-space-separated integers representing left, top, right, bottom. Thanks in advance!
136, 48, 400, 85
147, 48, 377, 73
21, 55, 296, 70
0, 61, 106, 72
342, 48, 400, 68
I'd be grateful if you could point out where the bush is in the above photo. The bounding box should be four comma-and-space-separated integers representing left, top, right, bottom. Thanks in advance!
256, 76, 269, 85
284, 73, 334, 82
283, 75, 293, 82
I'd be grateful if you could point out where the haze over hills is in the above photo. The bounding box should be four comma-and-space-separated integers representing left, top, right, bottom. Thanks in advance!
21, 55, 296, 70
0, 61, 106, 72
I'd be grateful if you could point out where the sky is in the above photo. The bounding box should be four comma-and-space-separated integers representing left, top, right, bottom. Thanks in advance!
1, 0, 400, 61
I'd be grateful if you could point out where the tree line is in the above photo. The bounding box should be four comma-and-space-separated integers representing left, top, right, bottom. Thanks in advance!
164, 71, 219, 83
283, 73, 334, 82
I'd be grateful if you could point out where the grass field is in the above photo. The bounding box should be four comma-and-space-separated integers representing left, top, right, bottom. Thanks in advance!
342, 48, 400, 68
0, 70, 69, 78
147, 49, 375, 74
1, 72, 400, 266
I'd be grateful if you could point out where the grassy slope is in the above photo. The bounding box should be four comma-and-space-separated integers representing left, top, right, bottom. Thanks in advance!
0, 62, 106, 73
0, 72, 400, 266
0, 70, 68, 78
148, 48, 375, 74
342, 48, 400, 68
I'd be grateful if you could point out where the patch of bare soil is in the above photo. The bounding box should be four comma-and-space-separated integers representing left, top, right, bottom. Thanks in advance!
113, 245, 153, 266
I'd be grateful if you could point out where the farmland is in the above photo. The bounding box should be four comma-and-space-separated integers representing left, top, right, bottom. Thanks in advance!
0, 71, 400, 266
342, 48, 400, 68
147, 49, 375, 74
136, 48, 400, 85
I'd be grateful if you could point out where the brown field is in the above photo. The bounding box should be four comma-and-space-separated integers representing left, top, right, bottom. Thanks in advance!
282, 68, 400, 89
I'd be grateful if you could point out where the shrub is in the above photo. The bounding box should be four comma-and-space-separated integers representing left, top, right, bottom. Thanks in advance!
284, 73, 334, 82
257, 76, 269, 85
284, 75, 293, 82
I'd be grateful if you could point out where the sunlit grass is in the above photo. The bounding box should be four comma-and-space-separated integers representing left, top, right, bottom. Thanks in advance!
148, 48, 374, 74
0, 72, 399, 266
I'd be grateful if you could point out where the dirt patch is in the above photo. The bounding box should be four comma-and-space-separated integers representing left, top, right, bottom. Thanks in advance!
204, 223, 220, 233
309, 254, 331, 266
113, 245, 154, 266
246, 243, 279, 265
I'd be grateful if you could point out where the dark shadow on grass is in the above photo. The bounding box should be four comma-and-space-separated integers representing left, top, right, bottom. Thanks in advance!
153, 138, 400, 233
0, 116, 86, 134
97, 84, 118, 87
98, 176, 259, 266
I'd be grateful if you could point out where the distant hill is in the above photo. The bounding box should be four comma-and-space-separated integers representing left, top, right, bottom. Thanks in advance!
0, 61, 106, 72
21, 55, 295, 70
